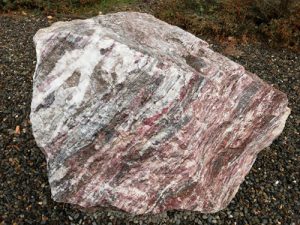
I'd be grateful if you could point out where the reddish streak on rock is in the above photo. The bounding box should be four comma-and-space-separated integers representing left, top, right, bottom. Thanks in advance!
143, 107, 169, 126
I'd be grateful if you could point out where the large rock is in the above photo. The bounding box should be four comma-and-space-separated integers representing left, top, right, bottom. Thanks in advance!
31, 12, 290, 214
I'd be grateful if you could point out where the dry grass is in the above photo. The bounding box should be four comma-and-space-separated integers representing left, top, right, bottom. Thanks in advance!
1, 0, 299, 50
151, 0, 299, 51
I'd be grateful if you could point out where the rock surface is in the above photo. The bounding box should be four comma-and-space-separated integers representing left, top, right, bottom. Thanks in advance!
30, 12, 290, 214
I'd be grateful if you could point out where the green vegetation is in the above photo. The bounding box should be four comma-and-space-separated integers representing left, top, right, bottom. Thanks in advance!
0, 0, 137, 13
0, 0, 299, 50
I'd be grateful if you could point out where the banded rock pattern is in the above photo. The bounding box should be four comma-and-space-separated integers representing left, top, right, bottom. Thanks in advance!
31, 12, 290, 214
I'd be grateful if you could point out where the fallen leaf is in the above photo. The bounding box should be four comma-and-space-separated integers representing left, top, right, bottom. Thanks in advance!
42, 215, 48, 221
7, 144, 20, 150
15, 125, 20, 135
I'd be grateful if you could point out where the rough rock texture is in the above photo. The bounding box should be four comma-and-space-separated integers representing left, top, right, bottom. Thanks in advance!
30, 12, 290, 214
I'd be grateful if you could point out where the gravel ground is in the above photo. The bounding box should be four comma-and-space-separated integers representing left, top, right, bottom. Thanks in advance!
0, 13, 299, 225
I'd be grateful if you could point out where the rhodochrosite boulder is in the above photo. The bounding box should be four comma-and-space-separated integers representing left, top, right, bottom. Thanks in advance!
31, 12, 290, 214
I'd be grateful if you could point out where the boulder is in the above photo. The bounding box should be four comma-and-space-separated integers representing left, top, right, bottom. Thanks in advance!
31, 12, 290, 214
